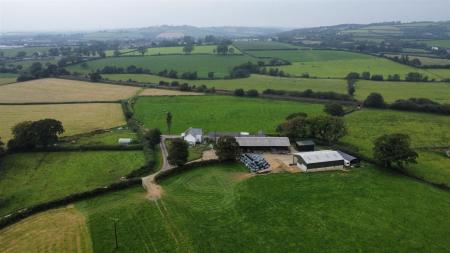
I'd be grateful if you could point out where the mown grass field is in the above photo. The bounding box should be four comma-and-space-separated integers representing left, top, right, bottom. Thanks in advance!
118, 45, 241, 56
61, 128, 138, 146
0, 46, 52, 57
70, 163, 450, 252
134, 95, 324, 134
0, 103, 125, 141
0, 73, 17, 85
343, 109, 450, 186
105, 73, 450, 103
0, 151, 144, 216
0, 207, 92, 253
0, 78, 140, 103
249, 49, 371, 62
68, 54, 258, 78
233, 41, 300, 51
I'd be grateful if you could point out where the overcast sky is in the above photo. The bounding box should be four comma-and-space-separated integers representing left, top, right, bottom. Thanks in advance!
0, 0, 449, 32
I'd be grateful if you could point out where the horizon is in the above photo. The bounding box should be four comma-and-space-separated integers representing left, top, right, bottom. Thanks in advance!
1, 0, 449, 33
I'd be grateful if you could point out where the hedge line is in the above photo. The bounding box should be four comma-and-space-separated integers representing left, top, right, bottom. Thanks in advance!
0, 178, 141, 229
154, 160, 221, 182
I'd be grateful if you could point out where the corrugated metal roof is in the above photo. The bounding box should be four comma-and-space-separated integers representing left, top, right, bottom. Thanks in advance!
185, 127, 202, 136
235, 137, 291, 147
295, 150, 343, 164
337, 151, 358, 162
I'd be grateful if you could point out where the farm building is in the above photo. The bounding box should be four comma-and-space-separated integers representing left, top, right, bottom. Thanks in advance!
181, 127, 203, 145
294, 150, 344, 172
337, 151, 360, 167
207, 131, 265, 142
118, 138, 132, 145
296, 140, 315, 152
235, 137, 290, 153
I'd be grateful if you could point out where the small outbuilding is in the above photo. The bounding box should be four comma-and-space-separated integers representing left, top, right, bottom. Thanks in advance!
296, 140, 315, 152
294, 150, 344, 172
235, 137, 291, 153
118, 138, 132, 145
181, 128, 203, 145
337, 151, 360, 167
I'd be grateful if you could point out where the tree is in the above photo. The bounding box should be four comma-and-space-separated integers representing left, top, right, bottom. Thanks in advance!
347, 78, 355, 96
286, 112, 308, 120
324, 103, 345, 117
16, 51, 27, 58
215, 136, 240, 161
363, 93, 385, 108
113, 50, 120, 57
145, 128, 162, 147
373, 133, 418, 168
0, 137, 5, 159
246, 89, 259, 97
228, 47, 235, 54
234, 88, 245, 96
167, 139, 189, 166
308, 116, 347, 143
277, 116, 309, 141
208, 72, 214, 80
361, 71, 371, 80
8, 119, 64, 150
346, 72, 360, 80
182, 43, 194, 54
370, 74, 384, 81
166, 112, 173, 134
137, 47, 148, 56
89, 72, 102, 82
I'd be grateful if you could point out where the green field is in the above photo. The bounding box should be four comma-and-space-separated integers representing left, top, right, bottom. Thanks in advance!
0, 46, 51, 57
73, 163, 450, 252
421, 39, 450, 48
0, 73, 17, 85
233, 41, 300, 51
61, 128, 138, 146
134, 95, 324, 134
6, 58, 57, 68
68, 55, 258, 78
0, 151, 144, 216
249, 49, 371, 62
104, 73, 450, 103
118, 45, 241, 56
343, 109, 450, 186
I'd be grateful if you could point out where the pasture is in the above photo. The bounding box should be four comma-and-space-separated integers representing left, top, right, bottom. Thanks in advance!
68, 54, 259, 78
119, 45, 241, 56
0, 103, 125, 141
0, 73, 17, 85
0, 207, 92, 253
421, 39, 450, 48
61, 128, 138, 146
233, 41, 300, 51
139, 88, 203, 96
0, 46, 51, 57
0, 151, 144, 216
385, 54, 450, 66
72, 163, 450, 252
105, 73, 450, 103
0, 78, 140, 103
249, 49, 371, 62
134, 95, 324, 134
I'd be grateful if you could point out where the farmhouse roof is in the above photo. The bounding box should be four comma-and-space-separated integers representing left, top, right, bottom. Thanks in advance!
235, 137, 291, 147
296, 140, 315, 146
337, 151, 358, 162
184, 128, 203, 136
295, 150, 344, 164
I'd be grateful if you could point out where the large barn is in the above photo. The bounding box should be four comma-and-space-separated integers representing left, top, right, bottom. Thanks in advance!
235, 137, 291, 153
294, 150, 344, 171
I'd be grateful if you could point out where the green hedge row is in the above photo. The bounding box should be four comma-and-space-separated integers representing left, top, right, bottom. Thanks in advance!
154, 160, 221, 182
21, 144, 143, 152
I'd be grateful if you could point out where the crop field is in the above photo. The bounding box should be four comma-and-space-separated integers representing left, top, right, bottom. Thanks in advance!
134, 95, 324, 134
0, 46, 51, 57
119, 45, 241, 56
68, 54, 259, 78
233, 41, 300, 51
249, 49, 372, 62
0, 103, 125, 141
70, 163, 450, 252
0, 150, 144, 216
0, 73, 17, 85
104, 74, 450, 103
0, 207, 92, 253
0, 78, 140, 103
342, 109, 450, 186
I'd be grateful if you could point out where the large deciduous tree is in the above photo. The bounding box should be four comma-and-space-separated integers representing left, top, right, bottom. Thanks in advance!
308, 116, 347, 143
7, 119, 64, 150
167, 139, 189, 166
215, 136, 240, 161
373, 133, 418, 169
145, 128, 162, 148
324, 103, 345, 117
166, 112, 173, 134
277, 116, 309, 141
363, 93, 386, 108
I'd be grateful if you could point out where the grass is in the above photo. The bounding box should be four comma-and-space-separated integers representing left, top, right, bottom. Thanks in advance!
61, 128, 138, 146
233, 41, 300, 51
0, 207, 92, 253
67, 54, 259, 78
423, 68, 450, 80
0, 150, 145, 216
0, 46, 52, 57
421, 39, 450, 48
6, 59, 57, 68
342, 108, 450, 186
0, 103, 126, 141
385, 54, 450, 66
249, 49, 372, 62
0, 78, 141, 103
134, 95, 324, 134
139, 88, 203, 96
118, 45, 241, 56
72, 163, 450, 252
105, 73, 450, 103
0, 73, 17, 85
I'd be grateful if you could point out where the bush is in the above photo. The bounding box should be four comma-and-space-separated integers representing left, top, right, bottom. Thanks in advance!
215, 136, 240, 161
363, 93, 386, 108
167, 139, 189, 166
145, 128, 162, 147
370, 74, 384, 81
389, 98, 450, 115
234, 88, 245, 96
324, 103, 345, 116
246, 89, 259, 97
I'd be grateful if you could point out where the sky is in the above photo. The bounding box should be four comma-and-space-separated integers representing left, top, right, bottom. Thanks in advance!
0, 0, 449, 32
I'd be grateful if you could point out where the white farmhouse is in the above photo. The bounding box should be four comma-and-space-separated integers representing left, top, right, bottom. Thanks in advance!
181, 128, 203, 145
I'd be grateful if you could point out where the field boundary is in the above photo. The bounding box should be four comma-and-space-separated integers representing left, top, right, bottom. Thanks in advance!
0, 100, 121, 105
